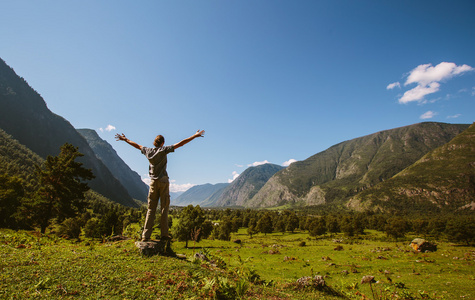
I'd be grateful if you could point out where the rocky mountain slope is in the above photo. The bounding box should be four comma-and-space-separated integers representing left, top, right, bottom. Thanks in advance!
248, 122, 470, 208
0, 58, 137, 207
213, 163, 285, 207
347, 123, 475, 212
77, 129, 149, 203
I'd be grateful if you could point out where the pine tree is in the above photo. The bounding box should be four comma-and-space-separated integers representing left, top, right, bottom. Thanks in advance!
0, 174, 24, 228
173, 205, 206, 247
25, 143, 94, 233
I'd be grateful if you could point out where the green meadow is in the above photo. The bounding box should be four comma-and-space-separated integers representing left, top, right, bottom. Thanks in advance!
1, 228, 474, 299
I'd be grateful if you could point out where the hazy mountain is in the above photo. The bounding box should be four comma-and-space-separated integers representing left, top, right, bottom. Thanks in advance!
172, 183, 229, 206
248, 122, 470, 208
347, 123, 475, 212
170, 191, 184, 202
77, 129, 149, 203
0, 58, 137, 207
214, 163, 285, 207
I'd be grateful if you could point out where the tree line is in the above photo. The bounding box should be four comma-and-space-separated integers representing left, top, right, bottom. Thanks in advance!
0, 143, 140, 238
1, 141, 473, 245
171, 206, 474, 246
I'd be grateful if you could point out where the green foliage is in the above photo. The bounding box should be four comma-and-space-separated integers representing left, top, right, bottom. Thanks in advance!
257, 213, 273, 235
308, 217, 326, 237
173, 205, 210, 247
24, 143, 94, 233
385, 217, 408, 240
445, 216, 475, 245
56, 217, 81, 239
212, 216, 234, 241
0, 129, 43, 192
0, 173, 24, 228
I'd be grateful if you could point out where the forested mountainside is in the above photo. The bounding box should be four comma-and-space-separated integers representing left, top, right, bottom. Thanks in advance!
0, 58, 137, 207
248, 122, 470, 208
347, 122, 475, 213
0, 129, 43, 193
77, 129, 148, 202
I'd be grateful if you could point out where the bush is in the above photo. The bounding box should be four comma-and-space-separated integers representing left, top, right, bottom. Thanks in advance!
56, 218, 81, 239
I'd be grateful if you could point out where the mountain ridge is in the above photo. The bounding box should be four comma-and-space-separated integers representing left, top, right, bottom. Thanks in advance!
77, 129, 149, 203
0, 58, 137, 207
248, 122, 470, 208
214, 163, 285, 207
172, 183, 229, 206
347, 122, 475, 212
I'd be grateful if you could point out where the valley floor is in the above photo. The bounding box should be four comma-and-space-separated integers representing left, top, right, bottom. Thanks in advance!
1, 229, 474, 299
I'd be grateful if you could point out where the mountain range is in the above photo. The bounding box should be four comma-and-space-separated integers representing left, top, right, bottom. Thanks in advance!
248, 122, 471, 209
1, 57, 473, 212
176, 122, 473, 212
347, 122, 475, 212
0, 58, 140, 207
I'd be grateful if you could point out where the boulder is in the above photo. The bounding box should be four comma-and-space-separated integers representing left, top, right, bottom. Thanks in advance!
410, 238, 437, 252
135, 239, 174, 257
296, 275, 325, 288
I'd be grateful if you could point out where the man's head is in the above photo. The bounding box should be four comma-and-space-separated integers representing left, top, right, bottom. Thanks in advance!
153, 135, 165, 147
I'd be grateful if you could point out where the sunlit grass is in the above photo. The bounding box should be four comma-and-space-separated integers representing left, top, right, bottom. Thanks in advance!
1, 228, 474, 299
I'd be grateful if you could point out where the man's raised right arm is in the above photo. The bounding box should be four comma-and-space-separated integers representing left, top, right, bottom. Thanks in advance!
115, 133, 142, 150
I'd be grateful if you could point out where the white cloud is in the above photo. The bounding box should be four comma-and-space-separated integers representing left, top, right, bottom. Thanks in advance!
447, 114, 462, 119
420, 111, 437, 120
405, 62, 473, 86
282, 159, 297, 166
472, 87, 475, 96
228, 171, 240, 183
142, 176, 195, 192
99, 124, 117, 132
399, 82, 440, 104
248, 160, 270, 167
395, 62, 473, 104
170, 182, 196, 193
386, 82, 400, 90
142, 176, 151, 186
105, 124, 116, 131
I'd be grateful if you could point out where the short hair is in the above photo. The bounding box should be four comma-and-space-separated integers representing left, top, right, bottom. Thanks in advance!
153, 135, 165, 147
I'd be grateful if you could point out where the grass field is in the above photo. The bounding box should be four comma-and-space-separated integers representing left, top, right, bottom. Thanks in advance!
1, 228, 474, 299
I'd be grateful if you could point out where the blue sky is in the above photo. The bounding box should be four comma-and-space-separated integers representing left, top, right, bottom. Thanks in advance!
2, 1, 474, 192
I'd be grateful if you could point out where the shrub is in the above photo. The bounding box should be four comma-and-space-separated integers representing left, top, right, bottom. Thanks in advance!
56, 218, 81, 239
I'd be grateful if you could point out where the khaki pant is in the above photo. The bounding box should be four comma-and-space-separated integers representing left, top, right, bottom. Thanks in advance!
142, 178, 170, 240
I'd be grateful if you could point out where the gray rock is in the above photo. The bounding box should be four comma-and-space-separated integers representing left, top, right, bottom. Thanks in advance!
135, 239, 174, 257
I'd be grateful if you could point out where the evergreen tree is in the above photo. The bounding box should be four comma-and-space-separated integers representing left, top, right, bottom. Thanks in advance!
326, 215, 340, 236
25, 143, 94, 233
257, 213, 273, 235
247, 217, 258, 238
212, 216, 233, 241
285, 213, 300, 233
308, 217, 326, 238
173, 205, 206, 247
445, 217, 475, 245
385, 217, 408, 240
0, 174, 24, 228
